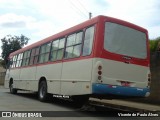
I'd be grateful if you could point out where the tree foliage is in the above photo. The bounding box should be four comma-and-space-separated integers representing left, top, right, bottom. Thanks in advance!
1, 34, 29, 68
149, 37, 160, 52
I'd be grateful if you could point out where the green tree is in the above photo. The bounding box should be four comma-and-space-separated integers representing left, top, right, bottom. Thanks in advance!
149, 37, 160, 52
1, 34, 29, 68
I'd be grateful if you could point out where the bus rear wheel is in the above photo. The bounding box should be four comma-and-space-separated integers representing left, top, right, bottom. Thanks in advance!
38, 81, 48, 102
9, 81, 17, 94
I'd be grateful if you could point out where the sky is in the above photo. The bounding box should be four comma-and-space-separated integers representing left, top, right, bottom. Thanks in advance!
0, 0, 160, 55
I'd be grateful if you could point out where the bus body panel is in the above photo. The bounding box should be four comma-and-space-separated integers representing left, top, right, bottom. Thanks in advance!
5, 69, 21, 89
10, 69, 21, 81
4, 70, 10, 88
89, 16, 150, 97
36, 63, 62, 94
92, 58, 149, 87
19, 67, 37, 90
20, 67, 36, 81
60, 59, 92, 95
91, 58, 150, 97
25, 80, 38, 91
61, 81, 91, 95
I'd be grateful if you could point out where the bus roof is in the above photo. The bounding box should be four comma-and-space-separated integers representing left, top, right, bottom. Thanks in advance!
9, 15, 147, 58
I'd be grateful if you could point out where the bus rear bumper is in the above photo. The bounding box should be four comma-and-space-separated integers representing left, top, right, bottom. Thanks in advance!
92, 83, 150, 97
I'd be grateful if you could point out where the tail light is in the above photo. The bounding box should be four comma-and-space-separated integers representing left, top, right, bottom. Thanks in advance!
98, 71, 102, 75
147, 73, 151, 88
98, 65, 102, 82
98, 65, 102, 70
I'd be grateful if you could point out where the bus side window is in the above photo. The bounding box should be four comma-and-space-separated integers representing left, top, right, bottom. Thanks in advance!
16, 54, 20, 67
11, 57, 13, 68
50, 40, 59, 61
65, 31, 83, 59
12, 55, 17, 68
34, 47, 40, 64
22, 50, 31, 66
82, 26, 95, 56
57, 38, 65, 60
19, 53, 23, 67
29, 48, 36, 65
29, 47, 40, 65
39, 43, 51, 63
50, 38, 65, 61
16, 53, 23, 67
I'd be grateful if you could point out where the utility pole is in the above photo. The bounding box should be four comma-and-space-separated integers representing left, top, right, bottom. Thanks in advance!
89, 12, 92, 19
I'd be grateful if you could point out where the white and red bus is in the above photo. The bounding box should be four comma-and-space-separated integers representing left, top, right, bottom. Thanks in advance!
5, 15, 150, 103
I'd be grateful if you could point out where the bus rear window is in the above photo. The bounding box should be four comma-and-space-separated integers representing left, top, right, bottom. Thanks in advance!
104, 22, 147, 59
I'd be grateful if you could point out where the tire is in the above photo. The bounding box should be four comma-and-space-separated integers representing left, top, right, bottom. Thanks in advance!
38, 81, 48, 102
9, 82, 17, 94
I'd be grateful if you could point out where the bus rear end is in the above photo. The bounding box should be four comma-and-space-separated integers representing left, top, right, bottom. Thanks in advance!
92, 16, 150, 98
